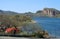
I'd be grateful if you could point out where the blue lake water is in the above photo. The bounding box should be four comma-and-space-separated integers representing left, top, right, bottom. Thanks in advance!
32, 17, 60, 37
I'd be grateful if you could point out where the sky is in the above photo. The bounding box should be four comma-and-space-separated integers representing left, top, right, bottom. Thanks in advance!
0, 0, 60, 13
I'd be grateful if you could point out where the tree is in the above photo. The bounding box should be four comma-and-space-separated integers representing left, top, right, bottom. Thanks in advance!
36, 10, 42, 13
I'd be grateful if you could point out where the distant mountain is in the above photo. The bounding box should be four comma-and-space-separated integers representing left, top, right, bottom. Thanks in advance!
0, 8, 60, 17
0, 10, 19, 15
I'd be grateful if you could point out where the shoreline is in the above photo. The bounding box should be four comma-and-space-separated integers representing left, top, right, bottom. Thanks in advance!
31, 20, 37, 23
27, 20, 37, 23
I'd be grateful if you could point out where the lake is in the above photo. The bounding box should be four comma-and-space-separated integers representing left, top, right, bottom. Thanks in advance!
32, 17, 60, 37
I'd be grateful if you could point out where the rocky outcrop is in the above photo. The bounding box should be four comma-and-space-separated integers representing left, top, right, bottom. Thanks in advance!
36, 8, 60, 17
43, 8, 60, 17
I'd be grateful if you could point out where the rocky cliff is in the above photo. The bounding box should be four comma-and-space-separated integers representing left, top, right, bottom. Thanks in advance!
36, 8, 60, 17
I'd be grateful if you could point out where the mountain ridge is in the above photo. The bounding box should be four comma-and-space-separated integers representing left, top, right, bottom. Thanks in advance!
0, 8, 60, 17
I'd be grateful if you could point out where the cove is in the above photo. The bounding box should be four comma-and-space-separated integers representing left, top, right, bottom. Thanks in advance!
32, 17, 60, 37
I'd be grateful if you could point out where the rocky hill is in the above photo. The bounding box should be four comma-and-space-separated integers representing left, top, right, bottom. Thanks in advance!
36, 8, 60, 17
0, 10, 19, 15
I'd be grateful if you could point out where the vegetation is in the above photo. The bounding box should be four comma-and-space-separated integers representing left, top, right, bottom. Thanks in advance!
0, 14, 49, 38
0, 14, 32, 26
0, 14, 32, 33
55, 14, 60, 18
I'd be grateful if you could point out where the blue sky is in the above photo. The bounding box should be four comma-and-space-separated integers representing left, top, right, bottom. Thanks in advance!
0, 0, 60, 13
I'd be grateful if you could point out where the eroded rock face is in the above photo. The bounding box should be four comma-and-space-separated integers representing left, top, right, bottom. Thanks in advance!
36, 8, 60, 17
43, 8, 60, 17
